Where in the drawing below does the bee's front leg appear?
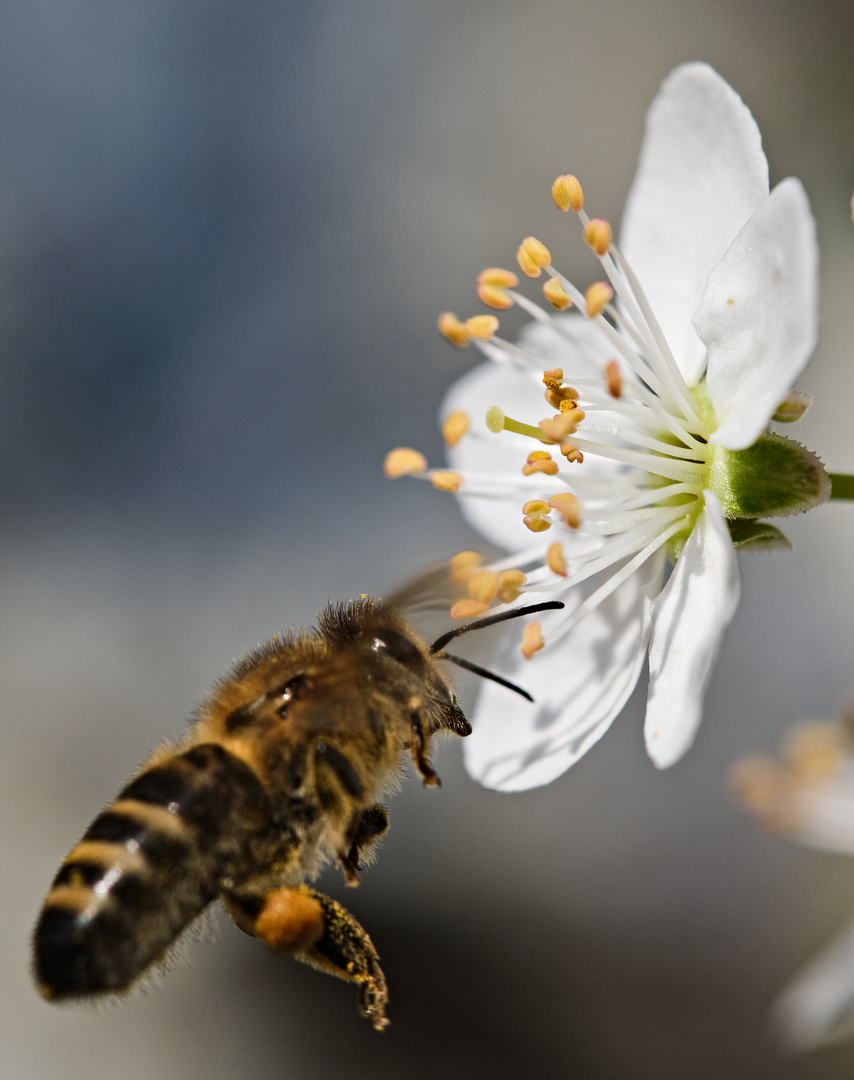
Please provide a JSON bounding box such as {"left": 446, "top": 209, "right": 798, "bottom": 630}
{"left": 223, "top": 884, "right": 389, "bottom": 1030}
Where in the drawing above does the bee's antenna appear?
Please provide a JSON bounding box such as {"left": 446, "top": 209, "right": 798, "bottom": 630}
{"left": 429, "top": 600, "right": 564, "bottom": 654}
{"left": 429, "top": 600, "right": 565, "bottom": 702}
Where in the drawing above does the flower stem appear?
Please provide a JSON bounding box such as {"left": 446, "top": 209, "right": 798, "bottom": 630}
{"left": 828, "top": 473, "right": 854, "bottom": 501}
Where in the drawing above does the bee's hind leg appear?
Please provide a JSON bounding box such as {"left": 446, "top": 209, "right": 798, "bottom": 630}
{"left": 223, "top": 885, "right": 389, "bottom": 1030}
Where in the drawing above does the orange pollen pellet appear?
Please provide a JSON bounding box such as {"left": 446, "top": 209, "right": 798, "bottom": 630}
{"left": 476, "top": 281, "right": 514, "bottom": 310}
{"left": 450, "top": 599, "right": 490, "bottom": 621}
{"left": 449, "top": 550, "right": 482, "bottom": 585}
{"left": 477, "top": 267, "right": 519, "bottom": 289}
{"left": 585, "top": 281, "right": 614, "bottom": 318}
{"left": 438, "top": 311, "right": 470, "bottom": 347}
{"left": 520, "top": 621, "right": 545, "bottom": 659}
{"left": 547, "top": 542, "right": 567, "bottom": 577}
{"left": 584, "top": 218, "right": 612, "bottom": 256}
{"left": 431, "top": 470, "right": 463, "bottom": 493}
{"left": 548, "top": 492, "right": 581, "bottom": 528}
{"left": 467, "top": 569, "right": 498, "bottom": 604}
{"left": 552, "top": 174, "right": 583, "bottom": 213}
{"left": 441, "top": 410, "right": 470, "bottom": 448}
{"left": 605, "top": 359, "right": 622, "bottom": 398}
{"left": 384, "top": 447, "right": 428, "bottom": 478}
{"left": 465, "top": 314, "right": 499, "bottom": 340}
{"left": 496, "top": 569, "right": 527, "bottom": 603}
{"left": 543, "top": 275, "right": 571, "bottom": 311}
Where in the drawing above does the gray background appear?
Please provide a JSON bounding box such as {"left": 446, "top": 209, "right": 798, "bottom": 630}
{"left": 4, "top": 1, "right": 854, "bottom": 1077}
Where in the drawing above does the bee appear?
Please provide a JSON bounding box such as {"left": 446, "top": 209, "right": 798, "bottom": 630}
{"left": 33, "top": 595, "right": 561, "bottom": 1029}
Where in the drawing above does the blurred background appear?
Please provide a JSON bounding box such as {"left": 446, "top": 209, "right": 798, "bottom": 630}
{"left": 3, "top": 0, "right": 854, "bottom": 1076}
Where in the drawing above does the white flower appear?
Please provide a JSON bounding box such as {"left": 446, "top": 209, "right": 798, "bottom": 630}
{"left": 731, "top": 717, "right": 854, "bottom": 1048}
{"left": 393, "top": 63, "right": 827, "bottom": 792}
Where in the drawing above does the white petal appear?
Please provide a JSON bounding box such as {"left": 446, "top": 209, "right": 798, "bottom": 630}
{"left": 696, "top": 178, "right": 819, "bottom": 450}
{"left": 463, "top": 550, "right": 665, "bottom": 791}
{"left": 621, "top": 63, "right": 769, "bottom": 388}
{"left": 644, "top": 492, "right": 740, "bottom": 768}
{"left": 442, "top": 361, "right": 562, "bottom": 550}
{"left": 773, "top": 920, "right": 854, "bottom": 1049}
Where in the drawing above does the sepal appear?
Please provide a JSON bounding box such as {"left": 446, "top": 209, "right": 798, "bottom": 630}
{"left": 707, "top": 432, "right": 830, "bottom": 519}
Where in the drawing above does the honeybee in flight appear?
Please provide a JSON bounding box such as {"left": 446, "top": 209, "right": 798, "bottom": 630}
{"left": 33, "top": 595, "right": 561, "bottom": 1029}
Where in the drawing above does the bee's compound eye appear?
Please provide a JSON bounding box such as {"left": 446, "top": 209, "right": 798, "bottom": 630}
{"left": 370, "top": 629, "right": 421, "bottom": 666}
{"left": 275, "top": 672, "right": 309, "bottom": 717}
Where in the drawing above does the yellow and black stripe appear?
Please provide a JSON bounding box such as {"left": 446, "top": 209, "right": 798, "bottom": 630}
{"left": 34, "top": 743, "right": 273, "bottom": 999}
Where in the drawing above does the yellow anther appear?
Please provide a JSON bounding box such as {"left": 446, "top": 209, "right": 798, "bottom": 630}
{"left": 605, "top": 359, "right": 622, "bottom": 398}
{"left": 476, "top": 281, "right": 514, "bottom": 310}
{"left": 522, "top": 451, "right": 559, "bottom": 476}
{"left": 542, "top": 275, "right": 571, "bottom": 311}
{"left": 522, "top": 500, "right": 550, "bottom": 516}
{"left": 543, "top": 370, "right": 579, "bottom": 411}
{"left": 547, "top": 542, "right": 567, "bottom": 577}
{"left": 438, "top": 311, "right": 470, "bottom": 347}
{"left": 523, "top": 515, "right": 551, "bottom": 533}
{"left": 449, "top": 550, "right": 482, "bottom": 585}
{"left": 585, "top": 281, "right": 614, "bottom": 318}
{"left": 560, "top": 442, "right": 584, "bottom": 464}
{"left": 551, "top": 174, "right": 583, "bottom": 213}
{"left": 477, "top": 267, "right": 519, "bottom": 289}
{"left": 441, "top": 410, "right": 470, "bottom": 448}
{"left": 467, "top": 569, "right": 498, "bottom": 605}
{"left": 548, "top": 492, "right": 581, "bottom": 528}
{"left": 465, "top": 314, "right": 499, "bottom": 340}
{"left": 784, "top": 722, "right": 848, "bottom": 782}
{"left": 558, "top": 405, "right": 585, "bottom": 424}
{"left": 521, "top": 236, "right": 551, "bottom": 269}
{"left": 496, "top": 569, "right": 526, "bottom": 604}
{"left": 520, "top": 621, "right": 545, "bottom": 660}
{"left": 728, "top": 757, "right": 793, "bottom": 831}
{"left": 516, "top": 242, "right": 542, "bottom": 279}
{"left": 450, "top": 599, "right": 490, "bottom": 621}
{"left": 384, "top": 447, "right": 428, "bottom": 478}
{"left": 431, "top": 470, "right": 463, "bottom": 493}
{"left": 584, "top": 218, "right": 613, "bottom": 257}
{"left": 543, "top": 368, "right": 564, "bottom": 384}
{"left": 538, "top": 412, "right": 579, "bottom": 443}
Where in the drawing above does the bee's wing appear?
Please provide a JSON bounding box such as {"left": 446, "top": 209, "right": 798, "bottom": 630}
{"left": 384, "top": 565, "right": 457, "bottom": 615}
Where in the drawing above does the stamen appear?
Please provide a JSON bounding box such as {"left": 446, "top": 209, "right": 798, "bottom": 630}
{"left": 450, "top": 599, "right": 490, "bottom": 620}
{"left": 520, "top": 621, "right": 545, "bottom": 659}
{"left": 522, "top": 499, "right": 552, "bottom": 533}
{"left": 547, "top": 542, "right": 568, "bottom": 577}
{"left": 547, "top": 493, "right": 581, "bottom": 528}
{"left": 523, "top": 451, "right": 559, "bottom": 476}
{"left": 551, "top": 174, "right": 584, "bottom": 213}
{"left": 496, "top": 569, "right": 527, "bottom": 603}
{"left": 438, "top": 311, "right": 470, "bottom": 347}
{"left": 585, "top": 282, "right": 614, "bottom": 318}
{"left": 384, "top": 448, "right": 428, "bottom": 478}
{"left": 605, "top": 359, "right": 622, "bottom": 398}
{"left": 449, "top": 550, "right": 482, "bottom": 584}
{"left": 466, "top": 315, "right": 500, "bottom": 340}
{"left": 467, "top": 569, "right": 498, "bottom": 604}
{"left": 442, "top": 411, "right": 470, "bottom": 447}
{"left": 539, "top": 412, "right": 582, "bottom": 443}
{"left": 583, "top": 218, "right": 612, "bottom": 257}
{"left": 517, "top": 236, "right": 552, "bottom": 280}
{"left": 431, "top": 470, "right": 463, "bottom": 492}
{"left": 543, "top": 276, "right": 571, "bottom": 310}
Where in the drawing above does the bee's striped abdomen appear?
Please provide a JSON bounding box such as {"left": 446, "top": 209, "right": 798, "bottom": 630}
{"left": 34, "top": 743, "right": 272, "bottom": 1000}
